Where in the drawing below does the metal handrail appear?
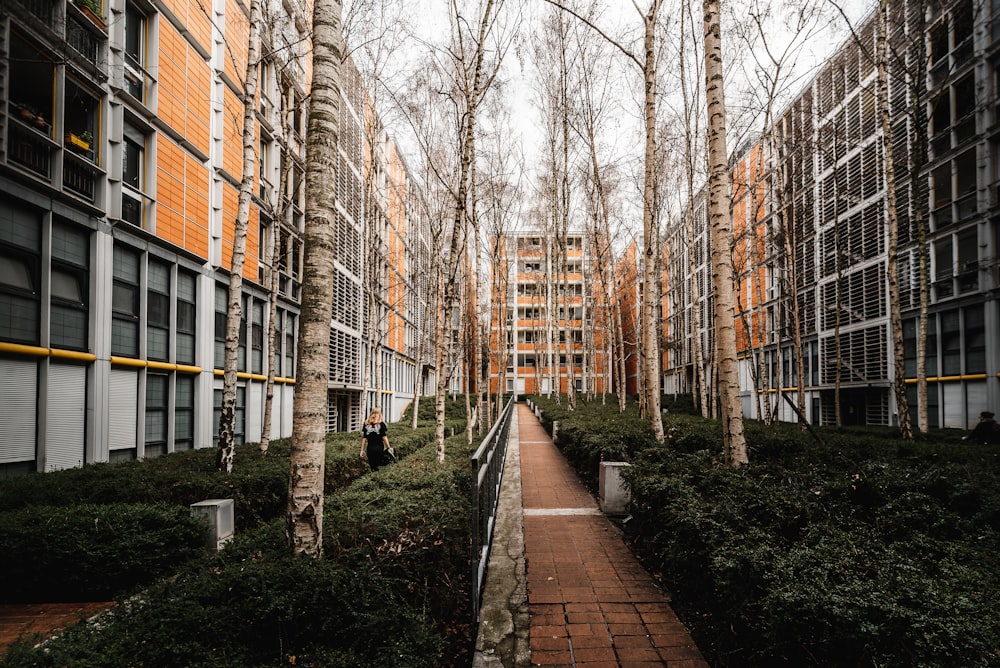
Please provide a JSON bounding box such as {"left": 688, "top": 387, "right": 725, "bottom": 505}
{"left": 470, "top": 395, "right": 515, "bottom": 621}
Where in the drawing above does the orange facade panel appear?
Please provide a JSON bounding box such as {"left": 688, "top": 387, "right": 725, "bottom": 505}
{"left": 157, "top": 21, "right": 211, "bottom": 156}
{"left": 155, "top": 138, "right": 210, "bottom": 259}
{"left": 222, "top": 86, "right": 244, "bottom": 178}
{"left": 223, "top": 0, "right": 249, "bottom": 85}
{"left": 160, "top": 0, "right": 212, "bottom": 54}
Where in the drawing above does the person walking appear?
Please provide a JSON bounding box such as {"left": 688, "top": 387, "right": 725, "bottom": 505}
{"left": 360, "top": 407, "right": 392, "bottom": 470}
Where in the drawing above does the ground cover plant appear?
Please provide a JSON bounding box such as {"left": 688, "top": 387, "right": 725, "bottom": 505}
{"left": 529, "top": 394, "right": 1000, "bottom": 667}
{"left": 0, "top": 399, "right": 479, "bottom": 667}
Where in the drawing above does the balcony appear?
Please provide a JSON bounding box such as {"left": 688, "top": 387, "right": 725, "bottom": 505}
{"left": 7, "top": 110, "right": 56, "bottom": 178}
{"left": 63, "top": 151, "right": 101, "bottom": 202}
{"left": 66, "top": 12, "right": 101, "bottom": 65}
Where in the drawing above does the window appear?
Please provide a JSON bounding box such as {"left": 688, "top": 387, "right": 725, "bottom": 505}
{"left": 176, "top": 272, "right": 196, "bottom": 365}
{"left": 122, "top": 122, "right": 147, "bottom": 228}
{"left": 64, "top": 80, "right": 99, "bottom": 163}
{"left": 0, "top": 203, "right": 41, "bottom": 345}
{"left": 50, "top": 222, "right": 89, "bottom": 350}
{"left": 124, "top": 2, "right": 147, "bottom": 101}
{"left": 251, "top": 300, "right": 263, "bottom": 374}
{"left": 175, "top": 375, "right": 194, "bottom": 450}
{"left": 965, "top": 305, "right": 985, "bottom": 373}
{"left": 940, "top": 310, "right": 961, "bottom": 375}
{"left": 8, "top": 33, "right": 55, "bottom": 177}
{"left": 147, "top": 260, "right": 170, "bottom": 360}
{"left": 957, "top": 230, "right": 979, "bottom": 293}
{"left": 283, "top": 310, "right": 295, "bottom": 376}
{"left": 214, "top": 284, "right": 227, "bottom": 368}
{"left": 145, "top": 373, "right": 168, "bottom": 457}
{"left": 112, "top": 245, "right": 140, "bottom": 356}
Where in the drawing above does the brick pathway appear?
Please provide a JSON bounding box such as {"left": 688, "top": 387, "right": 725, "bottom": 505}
{"left": 519, "top": 404, "right": 708, "bottom": 667}
{"left": 0, "top": 602, "right": 113, "bottom": 653}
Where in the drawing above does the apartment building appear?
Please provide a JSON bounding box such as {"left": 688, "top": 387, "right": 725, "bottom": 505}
{"left": 0, "top": 0, "right": 431, "bottom": 475}
{"left": 664, "top": 0, "right": 1000, "bottom": 429}
{"left": 489, "top": 230, "right": 609, "bottom": 397}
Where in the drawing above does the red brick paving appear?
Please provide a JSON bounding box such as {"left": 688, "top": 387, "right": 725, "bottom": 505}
{"left": 519, "top": 404, "right": 707, "bottom": 667}
{"left": 0, "top": 602, "right": 113, "bottom": 653}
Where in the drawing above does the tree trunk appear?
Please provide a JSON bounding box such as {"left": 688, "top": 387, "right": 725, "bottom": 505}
{"left": 877, "top": 0, "right": 912, "bottom": 439}
{"left": 640, "top": 3, "right": 665, "bottom": 441}
{"left": 217, "top": 0, "right": 262, "bottom": 472}
{"left": 704, "top": 0, "right": 747, "bottom": 467}
{"left": 287, "top": 0, "right": 342, "bottom": 557}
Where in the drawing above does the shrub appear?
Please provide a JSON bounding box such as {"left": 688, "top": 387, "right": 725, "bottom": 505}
{"left": 1, "top": 522, "right": 442, "bottom": 667}
{"left": 0, "top": 503, "right": 206, "bottom": 603}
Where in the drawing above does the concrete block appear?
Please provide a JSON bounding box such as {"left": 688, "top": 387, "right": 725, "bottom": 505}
{"left": 599, "top": 462, "right": 632, "bottom": 515}
{"left": 190, "top": 499, "right": 234, "bottom": 550}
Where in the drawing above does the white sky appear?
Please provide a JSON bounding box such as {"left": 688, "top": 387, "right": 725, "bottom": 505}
{"left": 345, "top": 0, "right": 876, "bottom": 232}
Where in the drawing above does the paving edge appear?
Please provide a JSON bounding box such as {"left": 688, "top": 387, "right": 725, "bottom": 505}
{"left": 472, "top": 408, "right": 530, "bottom": 668}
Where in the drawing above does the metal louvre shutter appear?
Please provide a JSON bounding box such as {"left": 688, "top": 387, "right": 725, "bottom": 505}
{"left": 45, "top": 364, "right": 85, "bottom": 471}
{"left": 109, "top": 369, "right": 138, "bottom": 450}
{"left": 942, "top": 383, "right": 964, "bottom": 429}
{"left": 0, "top": 359, "right": 37, "bottom": 463}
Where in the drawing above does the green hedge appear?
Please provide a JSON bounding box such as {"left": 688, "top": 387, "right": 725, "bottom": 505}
{"left": 1, "top": 412, "right": 476, "bottom": 667}
{"left": 529, "top": 394, "right": 1000, "bottom": 667}
{"left": 0, "top": 503, "right": 207, "bottom": 603}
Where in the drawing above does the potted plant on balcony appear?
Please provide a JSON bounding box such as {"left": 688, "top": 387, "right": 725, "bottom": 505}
{"left": 74, "top": 0, "right": 105, "bottom": 28}
{"left": 66, "top": 130, "right": 93, "bottom": 154}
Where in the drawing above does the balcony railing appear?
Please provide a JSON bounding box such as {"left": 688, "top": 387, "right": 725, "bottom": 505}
{"left": 63, "top": 151, "right": 101, "bottom": 202}
{"left": 8, "top": 116, "right": 55, "bottom": 178}
{"left": 67, "top": 13, "right": 101, "bottom": 65}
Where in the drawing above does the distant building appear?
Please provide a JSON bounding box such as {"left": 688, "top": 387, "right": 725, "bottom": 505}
{"left": 489, "top": 230, "right": 609, "bottom": 397}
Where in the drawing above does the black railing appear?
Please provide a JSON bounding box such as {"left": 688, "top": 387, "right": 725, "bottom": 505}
{"left": 470, "top": 395, "right": 514, "bottom": 621}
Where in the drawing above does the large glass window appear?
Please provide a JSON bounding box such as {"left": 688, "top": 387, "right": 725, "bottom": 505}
{"left": 50, "top": 222, "right": 89, "bottom": 350}
{"left": 147, "top": 260, "right": 170, "bottom": 361}
{"left": 64, "top": 80, "right": 99, "bottom": 164}
{"left": 111, "top": 245, "right": 140, "bottom": 356}
{"left": 175, "top": 375, "right": 194, "bottom": 450}
{"left": 145, "top": 373, "right": 168, "bottom": 457}
{"left": 251, "top": 300, "right": 264, "bottom": 374}
{"left": 122, "top": 122, "right": 147, "bottom": 228}
{"left": 176, "top": 272, "right": 196, "bottom": 365}
{"left": 965, "top": 305, "right": 986, "bottom": 373}
{"left": 214, "top": 284, "right": 227, "bottom": 368}
{"left": 124, "top": 2, "right": 147, "bottom": 100}
{"left": 940, "top": 310, "right": 962, "bottom": 376}
{"left": 0, "top": 203, "right": 41, "bottom": 345}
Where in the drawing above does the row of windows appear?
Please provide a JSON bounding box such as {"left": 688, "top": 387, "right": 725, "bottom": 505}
{"left": 0, "top": 203, "right": 89, "bottom": 349}
{"left": 0, "top": 202, "right": 297, "bottom": 379}
{"left": 212, "top": 286, "right": 296, "bottom": 376}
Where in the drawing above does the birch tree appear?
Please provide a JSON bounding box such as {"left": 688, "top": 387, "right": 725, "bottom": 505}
{"left": 876, "top": 0, "right": 913, "bottom": 439}
{"left": 217, "top": 0, "right": 263, "bottom": 472}
{"left": 544, "top": 0, "right": 666, "bottom": 440}
{"left": 704, "top": 0, "right": 748, "bottom": 466}
{"left": 287, "top": 0, "right": 343, "bottom": 557}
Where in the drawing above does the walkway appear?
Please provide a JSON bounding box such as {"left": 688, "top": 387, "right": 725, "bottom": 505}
{"left": 519, "top": 403, "right": 707, "bottom": 667}
{"left": 0, "top": 602, "right": 113, "bottom": 653}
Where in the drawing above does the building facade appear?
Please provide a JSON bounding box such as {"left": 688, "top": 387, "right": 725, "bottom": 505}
{"left": 663, "top": 0, "right": 1000, "bottom": 429}
{"left": 0, "top": 0, "right": 432, "bottom": 475}
{"left": 489, "top": 230, "right": 609, "bottom": 397}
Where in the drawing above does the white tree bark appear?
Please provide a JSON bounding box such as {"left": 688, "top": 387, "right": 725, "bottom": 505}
{"left": 287, "top": 0, "right": 342, "bottom": 557}
{"left": 704, "top": 0, "right": 748, "bottom": 466}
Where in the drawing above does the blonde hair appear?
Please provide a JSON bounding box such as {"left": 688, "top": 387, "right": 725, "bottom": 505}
{"left": 365, "top": 408, "right": 383, "bottom": 425}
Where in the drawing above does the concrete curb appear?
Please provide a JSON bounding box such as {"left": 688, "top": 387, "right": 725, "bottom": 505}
{"left": 472, "top": 407, "right": 530, "bottom": 668}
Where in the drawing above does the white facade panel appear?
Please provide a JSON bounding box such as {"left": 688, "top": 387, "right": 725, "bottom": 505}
{"left": 0, "top": 359, "right": 37, "bottom": 463}
{"left": 109, "top": 369, "right": 138, "bottom": 450}
{"left": 45, "top": 364, "right": 86, "bottom": 471}
{"left": 942, "top": 383, "right": 965, "bottom": 429}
